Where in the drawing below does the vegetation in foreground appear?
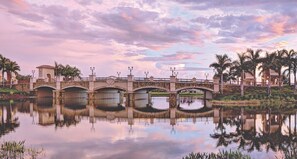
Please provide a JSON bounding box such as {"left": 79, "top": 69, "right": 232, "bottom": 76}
{"left": 0, "top": 141, "right": 44, "bottom": 159}
{"left": 182, "top": 150, "right": 251, "bottom": 159}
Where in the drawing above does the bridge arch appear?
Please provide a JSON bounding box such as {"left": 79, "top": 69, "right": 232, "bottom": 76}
{"left": 62, "top": 86, "right": 88, "bottom": 90}
{"left": 175, "top": 86, "right": 213, "bottom": 93}
{"left": 34, "top": 85, "right": 56, "bottom": 90}
{"left": 94, "top": 86, "right": 127, "bottom": 92}
{"left": 133, "top": 86, "right": 170, "bottom": 92}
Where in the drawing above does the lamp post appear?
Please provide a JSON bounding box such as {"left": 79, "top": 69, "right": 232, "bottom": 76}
{"left": 170, "top": 67, "right": 176, "bottom": 76}
{"left": 117, "top": 72, "right": 121, "bottom": 78}
{"left": 204, "top": 73, "right": 209, "bottom": 80}
{"left": 90, "top": 67, "right": 95, "bottom": 76}
{"left": 32, "top": 70, "right": 35, "bottom": 78}
{"left": 144, "top": 71, "right": 149, "bottom": 78}
{"left": 173, "top": 71, "right": 178, "bottom": 77}
{"left": 128, "top": 66, "right": 133, "bottom": 75}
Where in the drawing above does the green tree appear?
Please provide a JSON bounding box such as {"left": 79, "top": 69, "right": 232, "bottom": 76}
{"left": 274, "top": 50, "right": 286, "bottom": 88}
{"left": 283, "top": 49, "right": 296, "bottom": 86}
{"left": 245, "top": 48, "right": 261, "bottom": 86}
{"left": 232, "top": 53, "right": 249, "bottom": 96}
{"left": 210, "top": 54, "right": 232, "bottom": 94}
{"left": 0, "top": 55, "right": 10, "bottom": 87}
{"left": 258, "top": 52, "right": 277, "bottom": 96}
{"left": 5, "top": 61, "right": 20, "bottom": 88}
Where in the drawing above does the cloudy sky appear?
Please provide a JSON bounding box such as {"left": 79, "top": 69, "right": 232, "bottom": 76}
{"left": 1, "top": 0, "right": 297, "bottom": 78}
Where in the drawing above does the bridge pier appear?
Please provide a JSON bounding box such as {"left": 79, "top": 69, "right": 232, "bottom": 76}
{"left": 169, "top": 93, "right": 178, "bottom": 108}
{"left": 125, "top": 93, "right": 135, "bottom": 107}
{"left": 88, "top": 91, "right": 95, "bottom": 101}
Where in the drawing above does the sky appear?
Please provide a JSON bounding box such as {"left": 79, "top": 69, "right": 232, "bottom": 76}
{"left": 1, "top": 0, "right": 297, "bottom": 78}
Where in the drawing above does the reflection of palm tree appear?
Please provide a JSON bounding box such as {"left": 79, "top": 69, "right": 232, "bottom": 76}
{"left": 0, "top": 105, "right": 20, "bottom": 137}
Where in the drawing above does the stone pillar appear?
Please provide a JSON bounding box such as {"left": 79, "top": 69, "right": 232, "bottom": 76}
{"left": 170, "top": 108, "right": 176, "bottom": 127}
{"left": 89, "top": 75, "right": 95, "bottom": 91}
{"left": 29, "top": 77, "right": 34, "bottom": 91}
{"left": 127, "top": 75, "right": 134, "bottom": 92}
{"left": 213, "top": 77, "right": 220, "bottom": 93}
{"left": 213, "top": 108, "right": 220, "bottom": 124}
{"left": 170, "top": 76, "right": 176, "bottom": 92}
{"left": 88, "top": 91, "right": 95, "bottom": 101}
{"left": 127, "top": 107, "right": 134, "bottom": 126}
{"left": 169, "top": 93, "right": 178, "bottom": 108}
{"left": 30, "top": 102, "right": 34, "bottom": 117}
{"left": 55, "top": 103, "right": 63, "bottom": 121}
{"left": 56, "top": 75, "right": 61, "bottom": 90}
{"left": 125, "top": 93, "right": 135, "bottom": 107}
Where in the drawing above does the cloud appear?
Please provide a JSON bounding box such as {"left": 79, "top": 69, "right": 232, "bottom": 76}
{"left": 140, "top": 52, "right": 196, "bottom": 61}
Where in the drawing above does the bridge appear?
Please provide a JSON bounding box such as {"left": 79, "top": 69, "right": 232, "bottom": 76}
{"left": 30, "top": 75, "right": 219, "bottom": 107}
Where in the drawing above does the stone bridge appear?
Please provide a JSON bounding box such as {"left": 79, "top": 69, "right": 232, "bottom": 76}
{"left": 31, "top": 75, "right": 219, "bottom": 107}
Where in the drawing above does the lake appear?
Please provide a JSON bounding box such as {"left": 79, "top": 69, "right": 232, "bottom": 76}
{"left": 0, "top": 94, "right": 295, "bottom": 159}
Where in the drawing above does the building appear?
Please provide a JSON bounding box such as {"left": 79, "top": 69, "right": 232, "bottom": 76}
{"left": 261, "top": 69, "right": 280, "bottom": 86}
{"left": 243, "top": 72, "right": 255, "bottom": 86}
{"left": 36, "top": 65, "right": 55, "bottom": 82}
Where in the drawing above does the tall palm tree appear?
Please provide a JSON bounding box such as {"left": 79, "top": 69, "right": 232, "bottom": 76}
{"left": 232, "top": 53, "right": 249, "bottom": 96}
{"left": 246, "top": 48, "right": 262, "bottom": 86}
{"left": 0, "top": 55, "right": 10, "bottom": 87}
{"left": 275, "top": 50, "right": 286, "bottom": 88}
{"left": 292, "top": 52, "right": 297, "bottom": 90}
{"left": 210, "top": 54, "right": 232, "bottom": 94}
{"left": 258, "top": 52, "right": 277, "bottom": 96}
{"left": 283, "top": 49, "right": 296, "bottom": 86}
{"left": 5, "top": 61, "right": 20, "bottom": 88}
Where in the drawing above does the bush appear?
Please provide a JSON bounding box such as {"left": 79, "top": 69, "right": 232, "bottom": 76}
{"left": 183, "top": 150, "right": 251, "bottom": 159}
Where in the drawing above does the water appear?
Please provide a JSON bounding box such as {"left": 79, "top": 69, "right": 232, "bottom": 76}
{"left": 0, "top": 95, "right": 295, "bottom": 159}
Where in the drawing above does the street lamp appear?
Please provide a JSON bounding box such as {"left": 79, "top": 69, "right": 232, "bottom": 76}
{"left": 204, "top": 73, "right": 209, "bottom": 80}
{"left": 128, "top": 66, "right": 133, "bottom": 75}
{"left": 32, "top": 70, "right": 35, "bottom": 78}
{"left": 170, "top": 67, "right": 176, "bottom": 76}
{"left": 144, "top": 71, "right": 149, "bottom": 78}
{"left": 117, "top": 72, "right": 121, "bottom": 78}
{"left": 173, "top": 71, "right": 178, "bottom": 77}
{"left": 90, "top": 67, "right": 95, "bottom": 76}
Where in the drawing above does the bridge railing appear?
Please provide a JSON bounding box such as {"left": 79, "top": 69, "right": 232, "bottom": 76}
{"left": 177, "top": 78, "right": 213, "bottom": 83}
{"left": 134, "top": 77, "right": 170, "bottom": 82}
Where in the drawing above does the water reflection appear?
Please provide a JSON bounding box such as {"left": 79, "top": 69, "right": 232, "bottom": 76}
{"left": 1, "top": 95, "right": 297, "bottom": 158}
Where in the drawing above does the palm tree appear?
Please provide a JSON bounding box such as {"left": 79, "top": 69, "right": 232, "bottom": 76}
{"left": 232, "top": 53, "right": 249, "bottom": 96}
{"left": 0, "top": 55, "right": 10, "bottom": 87}
{"left": 258, "top": 52, "right": 277, "bottom": 96}
{"left": 5, "top": 61, "right": 20, "bottom": 88}
{"left": 210, "top": 54, "right": 232, "bottom": 94}
{"left": 275, "top": 50, "right": 286, "bottom": 88}
{"left": 54, "top": 61, "right": 64, "bottom": 77}
{"left": 245, "top": 48, "right": 261, "bottom": 86}
{"left": 292, "top": 52, "right": 297, "bottom": 90}
{"left": 283, "top": 49, "right": 296, "bottom": 86}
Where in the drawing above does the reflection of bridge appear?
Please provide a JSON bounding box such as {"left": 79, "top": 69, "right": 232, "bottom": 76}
{"left": 30, "top": 75, "right": 219, "bottom": 107}
{"left": 28, "top": 102, "right": 214, "bottom": 127}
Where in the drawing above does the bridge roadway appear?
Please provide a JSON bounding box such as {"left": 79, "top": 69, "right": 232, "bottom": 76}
{"left": 31, "top": 75, "right": 219, "bottom": 107}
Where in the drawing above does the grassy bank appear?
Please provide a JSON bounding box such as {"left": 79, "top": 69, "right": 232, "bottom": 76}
{"left": 0, "top": 87, "right": 29, "bottom": 99}
{"left": 214, "top": 86, "right": 297, "bottom": 102}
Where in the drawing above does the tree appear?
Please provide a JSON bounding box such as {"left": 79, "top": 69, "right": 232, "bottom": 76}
{"left": 54, "top": 62, "right": 81, "bottom": 81}
{"left": 245, "top": 48, "right": 261, "bottom": 86}
{"left": 210, "top": 54, "right": 232, "bottom": 94}
{"left": 5, "top": 61, "right": 20, "bottom": 88}
{"left": 258, "top": 52, "right": 277, "bottom": 96}
{"left": 283, "top": 49, "right": 296, "bottom": 86}
{"left": 274, "top": 50, "right": 286, "bottom": 88}
{"left": 0, "top": 54, "right": 10, "bottom": 87}
{"left": 232, "top": 53, "right": 249, "bottom": 96}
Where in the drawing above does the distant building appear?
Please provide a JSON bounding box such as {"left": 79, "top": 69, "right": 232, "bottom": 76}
{"left": 261, "top": 69, "right": 280, "bottom": 86}
{"left": 36, "top": 65, "right": 55, "bottom": 82}
{"left": 243, "top": 72, "right": 255, "bottom": 86}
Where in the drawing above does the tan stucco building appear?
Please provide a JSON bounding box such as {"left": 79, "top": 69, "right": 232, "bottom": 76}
{"left": 36, "top": 65, "right": 55, "bottom": 82}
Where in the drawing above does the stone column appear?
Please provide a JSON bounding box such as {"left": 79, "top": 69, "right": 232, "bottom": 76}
{"left": 88, "top": 91, "right": 95, "bottom": 101}
{"left": 127, "top": 107, "right": 134, "bottom": 126}
{"left": 213, "top": 77, "right": 220, "bottom": 93}
{"left": 29, "top": 77, "right": 34, "bottom": 91}
{"left": 170, "top": 76, "right": 176, "bottom": 92}
{"left": 56, "top": 75, "right": 61, "bottom": 90}
{"left": 127, "top": 75, "right": 134, "bottom": 92}
{"left": 169, "top": 93, "right": 178, "bottom": 108}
